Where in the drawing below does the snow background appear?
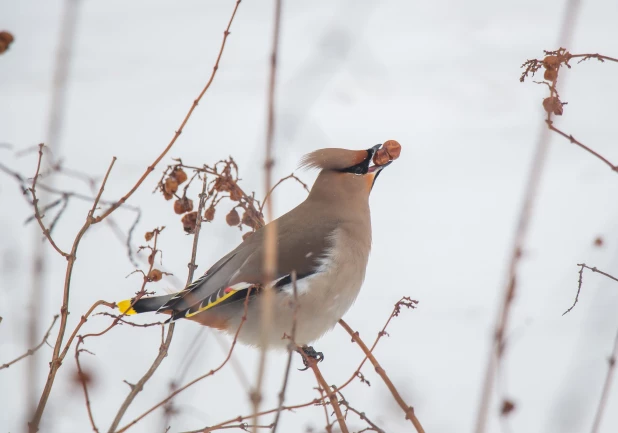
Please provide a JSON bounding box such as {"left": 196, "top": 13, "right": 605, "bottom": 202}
{"left": 2, "top": 0, "right": 618, "bottom": 432}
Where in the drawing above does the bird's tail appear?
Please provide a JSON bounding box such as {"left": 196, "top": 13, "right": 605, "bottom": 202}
{"left": 117, "top": 294, "right": 175, "bottom": 315}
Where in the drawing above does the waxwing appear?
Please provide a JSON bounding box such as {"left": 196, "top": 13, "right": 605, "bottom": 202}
{"left": 118, "top": 141, "right": 400, "bottom": 352}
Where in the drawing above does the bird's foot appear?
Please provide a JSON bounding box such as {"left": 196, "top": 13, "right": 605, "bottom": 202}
{"left": 298, "top": 345, "right": 324, "bottom": 371}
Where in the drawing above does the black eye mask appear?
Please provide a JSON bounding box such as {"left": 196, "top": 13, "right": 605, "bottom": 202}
{"left": 340, "top": 144, "right": 381, "bottom": 175}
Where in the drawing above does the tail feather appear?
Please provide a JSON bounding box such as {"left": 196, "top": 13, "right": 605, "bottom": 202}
{"left": 117, "top": 294, "right": 175, "bottom": 315}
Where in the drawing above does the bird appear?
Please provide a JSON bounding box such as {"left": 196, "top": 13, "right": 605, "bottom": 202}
{"left": 117, "top": 142, "right": 400, "bottom": 361}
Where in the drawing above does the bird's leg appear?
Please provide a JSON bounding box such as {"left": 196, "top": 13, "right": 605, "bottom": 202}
{"left": 297, "top": 345, "right": 324, "bottom": 371}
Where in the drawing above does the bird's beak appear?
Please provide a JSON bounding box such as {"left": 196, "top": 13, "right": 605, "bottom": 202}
{"left": 365, "top": 143, "right": 393, "bottom": 190}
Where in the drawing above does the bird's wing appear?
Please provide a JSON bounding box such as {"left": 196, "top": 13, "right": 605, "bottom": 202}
{"left": 160, "top": 204, "right": 337, "bottom": 319}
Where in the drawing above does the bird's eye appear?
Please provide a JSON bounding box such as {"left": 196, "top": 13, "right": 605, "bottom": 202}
{"left": 354, "top": 166, "right": 364, "bottom": 175}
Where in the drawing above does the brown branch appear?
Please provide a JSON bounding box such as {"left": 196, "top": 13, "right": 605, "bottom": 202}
{"left": 161, "top": 175, "right": 211, "bottom": 428}
{"left": 297, "top": 348, "right": 347, "bottom": 433}
{"left": 107, "top": 224, "right": 180, "bottom": 432}
{"left": 590, "top": 328, "right": 618, "bottom": 433}
{"left": 336, "top": 390, "right": 384, "bottom": 433}
{"left": 0, "top": 315, "right": 58, "bottom": 370}
{"left": 564, "top": 263, "right": 618, "bottom": 315}
{"left": 75, "top": 346, "right": 100, "bottom": 433}
{"left": 336, "top": 297, "right": 417, "bottom": 392}
{"left": 114, "top": 289, "right": 254, "bottom": 433}
{"left": 271, "top": 271, "right": 298, "bottom": 433}
{"left": 253, "top": 0, "right": 282, "bottom": 430}
{"left": 94, "top": 0, "right": 242, "bottom": 223}
{"left": 546, "top": 121, "right": 618, "bottom": 172}
{"left": 259, "top": 173, "right": 310, "bottom": 214}
{"left": 29, "top": 143, "right": 69, "bottom": 258}
{"left": 569, "top": 53, "right": 618, "bottom": 63}
{"left": 338, "top": 319, "right": 425, "bottom": 433}
{"left": 30, "top": 156, "right": 116, "bottom": 432}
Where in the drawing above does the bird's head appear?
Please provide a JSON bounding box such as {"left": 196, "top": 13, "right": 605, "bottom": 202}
{"left": 300, "top": 141, "right": 400, "bottom": 201}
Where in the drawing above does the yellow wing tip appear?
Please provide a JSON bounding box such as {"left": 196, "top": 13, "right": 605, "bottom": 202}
{"left": 117, "top": 299, "right": 137, "bottom": 315}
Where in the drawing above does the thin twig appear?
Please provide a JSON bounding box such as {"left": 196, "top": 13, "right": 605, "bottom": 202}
{"left": 259, "top": 173, "right": 310, "bottom": 214}
{"left": 253, "top": 0, "right": 282, "bottom": 430}
{"left": 29, "top": 144, "right": 69, "bottom": 258}
{"left": 271, "top": 271, "right": 298, "bottom": 432}
{"left": 114, "top": 289, "right": 254, "bottom": 433}
{"left": 590, "top": 329, "right": 618, "bottom": 433}
{"left": 338, "top": 319, "right": 425, "bottom": 433}
{"left": 75, "top": 346, "right": 100, "bottom": 433}
{"left": 564, "top": 264, "right": 618, "bottom": 315}
{"left": 476, "top": 2, "right": 583, "bottom": 429}
{"left": 298, "top": 348, "right": 348, "bottom": 433}
{"left": 94, "top": 0, "right": 242, "bottom": 223}
{"left": 30, "top": 157, "right": 116, "bottom": 432}
{"left": 0, "top": 315, "right": 58, "bottom": 370}
{"left": 546, "top": 122, "right": 618, "bottom": 172}
{"left": 336, "top": 390, "right": 384, "bottom": 433}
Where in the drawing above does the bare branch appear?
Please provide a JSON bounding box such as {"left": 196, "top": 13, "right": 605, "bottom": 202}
{"left": 94, "top": 0, "right": 242, "bottom": 223}
{"left": 0, "top": 315, "right": 58, "bottom": 370}
{"left": 338, "top": 319, "right": 425, "bottom": 433}
{"left": 590, "top": 329, "right": 618, "bottom": 433}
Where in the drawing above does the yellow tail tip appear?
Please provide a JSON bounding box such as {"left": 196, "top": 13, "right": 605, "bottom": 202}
{"left": 117, "top": 299, "right": 137, "bottom": 315}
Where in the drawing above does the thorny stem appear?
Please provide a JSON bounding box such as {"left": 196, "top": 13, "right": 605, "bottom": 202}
{"left": 338, "top": 319, "right": 425, "bottom": 433}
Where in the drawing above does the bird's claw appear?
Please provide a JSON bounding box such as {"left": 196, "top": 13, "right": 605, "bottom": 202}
{"left": 298, "top": 345, "right": 324, "bottom": 371}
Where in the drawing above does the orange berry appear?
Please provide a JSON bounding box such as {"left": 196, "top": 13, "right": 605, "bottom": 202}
{"left": 383, "top": 140, "right": 401, "bottom": 161}
{"left": 372, "top": 149, "right": 390, "bottom": 166}
{"left": 144, "top": 231, "right": 154, "bottom": 242}
{"left": 543, "top": 68, "right": 557, "bottom": 82}
{"left": 242, "top": 232, "right": 254, "bottom": 241}
{"left": 148, "top": 269, "right": 163, "bottom": 282}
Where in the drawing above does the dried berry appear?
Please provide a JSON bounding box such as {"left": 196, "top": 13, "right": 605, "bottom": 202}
{"left": 148, "top": 269, "right": 163, "bottom": 282}
{"left": 171, "top": 168, "right": 188, "bottom": 184}
{"left": 214, "top": 177, "right": 231, "bottom": 192}
{"left": 0, "top": 31, "right": 14, "bottom": 55}
{"left": 543, "top": 55, "right": 560, "bottom": 69}
{"left": 145, "top": 231, "right": 154, "bottom": 242}
{"left": 0, "top": 31, "right": 14, "bottom": 44}
{"left": 163, "top": 190, "right": 173, "bottom": 201}
{"left": 148, "top": 251, "right": 155, "bottom": 265}
{"left": 542, "top": 96, "right": 563, "bottom": 116}
{"left": 242, "top": 232, "right": 254, "bottom": 241}
{"left": 164, "top": 177, "right": 179, "bottom": 194}
{"left": 173, "top": 197, "right": 194, "bottom": 215}
{"left": 500, "top": 400, "right": 516, "bottom": 416}
{"left": 241, "top": 210, "right": 259, "bottom": 229}
{"left": 383, "top": 139, "right": 401, "bottom": 161}
{"left": 543, "top": 68, "right": 557, "bottom": 82}
{"left": 226, "top": 209, "right": 240, "bottom": 226}
{"left": 594, "top": 236, "right": 604, "bottom": 247}
{"left": 373, "top": 149, "right": 390, "bottom": 166}
{"left": 204, "top": 205, "right": 216, "bottom": 221}
{"left": 181, "top": 211, "right": 198, "bottom": 234}
{"left": 229, "top": 185, "right": 242, "bottom": 201}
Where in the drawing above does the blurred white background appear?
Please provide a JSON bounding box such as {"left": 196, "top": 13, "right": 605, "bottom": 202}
{"left": 2, "top": 0, "right": 618, "bottom": 432}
